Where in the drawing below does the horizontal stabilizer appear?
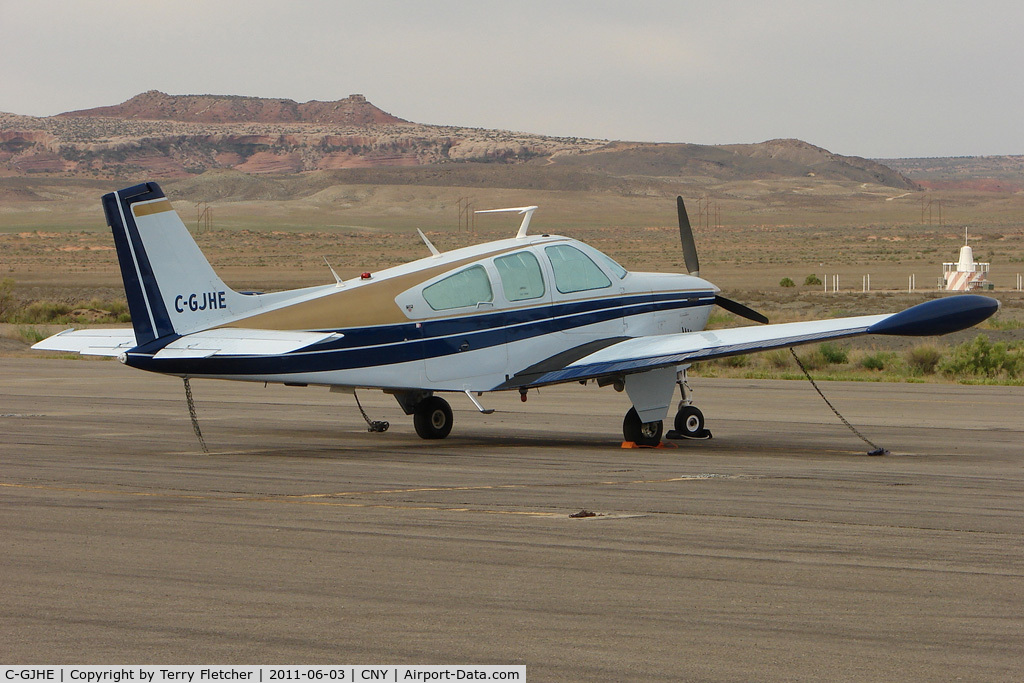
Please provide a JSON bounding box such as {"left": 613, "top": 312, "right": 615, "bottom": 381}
{"left": 32, "top": 328, "right": 137, "bottom": 356}
{"left": 151, "top": 328, "right": 342, "bottom": 359}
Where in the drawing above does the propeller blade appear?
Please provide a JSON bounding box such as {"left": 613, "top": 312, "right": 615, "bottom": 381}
{"left": 715, "top": 295, "right": 769, "bottom": 324}
{"left": 677, "top": 196, "right": 700, "bottom": 276}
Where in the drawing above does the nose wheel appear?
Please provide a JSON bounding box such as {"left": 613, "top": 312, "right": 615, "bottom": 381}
{"left": 663, "top": 368, "right": 712, "bottom": 441}
{"left": 669, "top": 405, "right": 711, "bottom": 439}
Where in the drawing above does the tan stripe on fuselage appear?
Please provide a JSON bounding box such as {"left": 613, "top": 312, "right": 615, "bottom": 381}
{"left": 226, "top": 244, "right": 533, "bottom": 330}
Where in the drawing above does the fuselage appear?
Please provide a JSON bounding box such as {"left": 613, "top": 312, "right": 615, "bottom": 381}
{"left": 125, "top": 234, "right": 718, "bottom": 393}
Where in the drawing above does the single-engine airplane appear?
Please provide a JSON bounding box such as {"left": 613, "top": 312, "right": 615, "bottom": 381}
{"left": 34, "top": 182, "right": 999, "bottom": 445}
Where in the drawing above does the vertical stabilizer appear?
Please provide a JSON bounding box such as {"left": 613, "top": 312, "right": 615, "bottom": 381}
{"left": 104, "top": 182, "right": 258, "bottom": 345}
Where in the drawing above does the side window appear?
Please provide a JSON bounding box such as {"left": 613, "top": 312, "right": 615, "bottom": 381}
{"left": 495, "top": 251, "right": 546, "bottom": 302}
{"left": 422, "top": 265, "right": 493, "bottom": 310}
{"left": 544, "top": 245, "right": 612, "bottom": 294}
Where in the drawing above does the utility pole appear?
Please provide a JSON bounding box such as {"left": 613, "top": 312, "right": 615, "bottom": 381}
{"left": 456, "top": 197, "right": 473, "bottom": 232}
{"left": 195, "top": 202, "right": 212, "bottom": 234}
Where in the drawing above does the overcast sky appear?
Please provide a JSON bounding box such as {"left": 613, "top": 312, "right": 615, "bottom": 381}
{"left": 3, "top": 0, "right": 1022, "bottom": 158}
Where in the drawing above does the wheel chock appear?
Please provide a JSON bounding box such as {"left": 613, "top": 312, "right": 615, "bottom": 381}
{"left": 665, "top": 429, "right": 713, "bottom": 441}
{"left": 621, "top": 441, "right": 677, "bottom": 449}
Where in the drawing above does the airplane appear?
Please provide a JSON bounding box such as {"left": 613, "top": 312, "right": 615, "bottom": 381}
{"left": 33, "top": 181, "right": 999, "bottom": 446}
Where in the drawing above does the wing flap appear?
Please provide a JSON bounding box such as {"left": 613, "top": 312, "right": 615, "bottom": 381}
{"left": 31, "top": 328, "right": 137, "bottom": 356}
{"left": 152, "top": 328, "right": 341, "bottom": 359}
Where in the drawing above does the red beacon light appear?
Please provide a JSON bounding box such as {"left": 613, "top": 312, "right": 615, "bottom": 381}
{"left": 360, "top": 272, "right": 372, "bottom": 279}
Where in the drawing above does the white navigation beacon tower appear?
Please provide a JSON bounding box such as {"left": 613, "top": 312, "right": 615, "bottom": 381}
{"left": 941, "top": 228, "right": 992, "bottom": 291}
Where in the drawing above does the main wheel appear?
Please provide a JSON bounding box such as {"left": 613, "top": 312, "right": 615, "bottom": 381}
{"left": 622, "top": 407, "right": 663, "bottom": 447}
{"left": 413, "top": 396, "right": 453, "bottom": 439}
{"left": 674, "top": 405, "right": 705, "bottom": 438}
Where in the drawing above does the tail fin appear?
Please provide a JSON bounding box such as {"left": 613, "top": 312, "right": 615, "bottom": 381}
{"left": 104, "top": 182, "right": 257, "bottom": 345}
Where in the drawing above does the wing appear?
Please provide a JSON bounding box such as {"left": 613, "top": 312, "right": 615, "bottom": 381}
{"left": 502, "top": 295, "right": 999, "bottom": 387}
{"left": 33, "top": 328, "right": 341, "bottom": 359}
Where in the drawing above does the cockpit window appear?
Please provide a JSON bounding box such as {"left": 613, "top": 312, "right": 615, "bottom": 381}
{"left": 544, "top": 245, "right": 612, "bottom": 294}
{"left": 495, "top": 251, "right": 546, "bottom": 302}
{"left": 422, "top": 265, "right": 493, "bottom": 310}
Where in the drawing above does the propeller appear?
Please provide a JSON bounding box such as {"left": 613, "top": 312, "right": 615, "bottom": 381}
{"left": 676, "top": 196, "right": 769, "bottom": 324}
{"left": 677, "top": 196, "right": 700, "bottom": 276}
{"left": 714, "top": 294, "right": 769, "bottom": 324}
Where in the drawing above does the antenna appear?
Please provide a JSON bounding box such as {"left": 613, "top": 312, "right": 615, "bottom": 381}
{"left": 417, "top": 228, "right": 442, "bottom": 258}
{"left": 323, "top": 256, "right": 344, "bottom": 286}
{"left": 475, "top": 206, "right": 538, "bottom": 239}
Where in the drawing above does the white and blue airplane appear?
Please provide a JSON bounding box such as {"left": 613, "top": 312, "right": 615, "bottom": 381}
{"left": 34, "top": 182, "right": 999, "bottom": 445}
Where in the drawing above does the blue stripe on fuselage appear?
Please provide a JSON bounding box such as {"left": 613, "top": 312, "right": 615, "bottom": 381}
{"left": 125, "top": 290, "right": 715, "bottom": 378}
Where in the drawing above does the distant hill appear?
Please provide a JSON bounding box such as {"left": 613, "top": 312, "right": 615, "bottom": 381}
{"left": 555, "top": 139, "right": 917, "bottom": 190}
{"left": 0, "top": 91, "right": 917, "bottom": 190}
{"left": 57, "top": 90, "right": 407, "bottom": 126}
{"left": 879, "top": 155, "right": 1024, "bottom": 192}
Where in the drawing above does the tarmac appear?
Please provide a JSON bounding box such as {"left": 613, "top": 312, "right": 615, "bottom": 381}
{"left": 2, "top": 358, "right": 1022, "bottom": 680}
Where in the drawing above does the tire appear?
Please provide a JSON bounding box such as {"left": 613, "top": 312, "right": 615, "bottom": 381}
{"left": 674, "top": 405, "right": 705, "bottom": 438}
{"left": 413, "top": 396, "right": 453, "bottom": 439}
{"left": 622, "top": 407, "right": 663, "bottom": 447}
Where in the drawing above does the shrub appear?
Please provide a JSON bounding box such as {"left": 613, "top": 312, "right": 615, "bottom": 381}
{"left": 718, "top": 353, "right": 749, "bottom": 368}
{"left": 796, "top": 348, "right": 826, "bottom": 370}
{"left": 940, "top": 335, "right": 1024, "bottom": 379}
{"left": 905, "top": 345, "right": 942, "bottom": 375}
{"left": 804, "top": 274, "right": 822, "bottom": 286}
{"left": 818, "top": 342, "right": 849, "bottom": 364}
{"left": 860, "top": 351, "right": 897, "bottom": 371}
{"left": 764, "top": 348, "right": 792, "bottom": 369}
{"left": 20, "top": 300, "right": 73, "bottom": 323}
{"left": 980, "top": 316, "right": 1024, "bottom": 331}
{"left": 0, "top": 278, "right": 22, "bottom": 322}
{"left": 779, "top": 277, "right": 795, "bottom": 288}
{"left": 17, "top": 326, "right": 46, "bottom": 344}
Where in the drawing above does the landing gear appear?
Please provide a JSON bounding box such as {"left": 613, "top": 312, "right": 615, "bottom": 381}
{"left": 413, "top": 396, "right": 453, "bottom": 440}
{"left": 664, "top": 366, "right": 712, "bottom": 440}
{"left": 673, "top": 405, "right": 707, "bottom": 438}
{"left": 622, "top": 407, "right": 663, "bottom": 447}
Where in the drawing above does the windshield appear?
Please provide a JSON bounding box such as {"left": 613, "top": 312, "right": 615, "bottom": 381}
{"left": 591, "top": 249, "right": 628, "bottom": 279}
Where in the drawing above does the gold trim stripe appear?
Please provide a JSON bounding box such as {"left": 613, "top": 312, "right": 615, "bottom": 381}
{"left": 132, "top": 199, "right": 174, "bottom": 217}
{"left": 228, "top": 243, "right": 538, "bottom": 330}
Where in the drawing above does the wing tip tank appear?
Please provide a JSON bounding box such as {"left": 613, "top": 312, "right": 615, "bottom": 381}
{"left": 868, "top": 295, "right": 1000, "bottom": 337}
